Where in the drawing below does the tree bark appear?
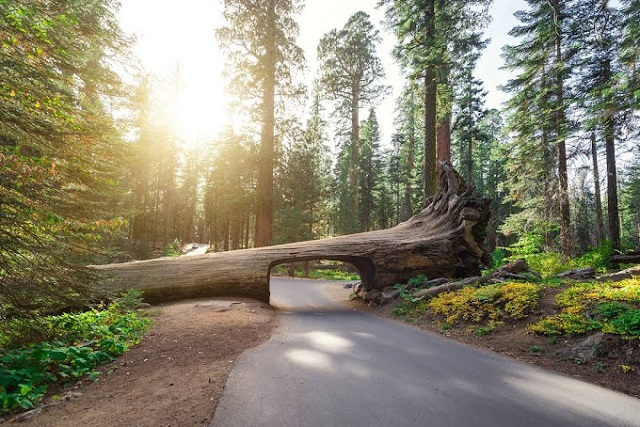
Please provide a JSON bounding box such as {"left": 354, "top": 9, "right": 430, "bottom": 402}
{"left": 93, "top": 164, "right": 491, "bottom": 304}
{"left": 254, "top": 0, "right": 277, "bottom": 247}
{"left": 591, "top": 131, "right": 605, "bottom": 246}
{"left": 351, "top": 87, "right": 361, "bottom": 233}
{"left": 604, "top": 104, "right": 620, "bottom": 250}
{"left": 423, "top": 0, "right": 437, "bottom": 201}
{"left": 551, "top": 0, "right": 572, "bottom": 258}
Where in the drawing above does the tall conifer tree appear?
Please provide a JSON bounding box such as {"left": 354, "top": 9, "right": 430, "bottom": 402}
{"left": 217, "top": 0, "right": 304, "bottom": 247}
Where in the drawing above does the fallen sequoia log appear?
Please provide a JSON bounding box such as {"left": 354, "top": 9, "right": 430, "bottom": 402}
{"left": 93, "top": 163, "right": 491, "bottom": 304}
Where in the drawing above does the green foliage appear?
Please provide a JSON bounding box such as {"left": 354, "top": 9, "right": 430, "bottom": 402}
{"left": 307, "top": 270, "right": 360, "bottom": 281}
{"left": 528, "top": 314, "right": 601, "bottom": 336}
{"left": 0, "top": 0, "right": 130, "bottom": 317}
{"left": 162, "top": 240, "right": 181, "bottom": 257}
{"left": 271, "top": 264, "right": 360, "bottom": 281}
{"left": 391, "top": 280, "right": 427, "bottom": 317}
{"left": 522, "top": 253, "right": 567, "bottom": 279}
{"left": 506, "top": 232, "right": 545, "bottom": 258}
{"left": 407, "top": 274, "right": 428, "bottom": 288}
{"left": 474, "top": 325, "right": 495, "bottom": 337}
{"left": 574, "top": 242, "right": 613, "bottom": 272}
{"left": 503, "top": 240, "right": 614, "bottom": 279}
{"left": 318, "top": 13, "right": 387, "bottom": 234}
{"left": 491, "top": 248, "right": 507, "bottom": 269}
{"left": 529, "top": 279, "right": 640, "bottom": 336}
{"left": 428, "top": 282, "right": 539, "bottom": 326}
{"left": 594, "top": 302, "right": 640, "bottom": 336}
{"left": 113, "top": 289, "right": 145, "bottom": 312}
{"left": 0, "top": 299, "right": 149, "bottom": 415}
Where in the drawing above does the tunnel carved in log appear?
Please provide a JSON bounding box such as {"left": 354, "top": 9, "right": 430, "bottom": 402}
{"left": 93, "top": 163, "right": 491, "bottom": 304}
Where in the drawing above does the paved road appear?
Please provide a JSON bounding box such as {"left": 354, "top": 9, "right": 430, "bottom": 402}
{"left": 211, "top": 278, "right": 640, "bottom": 427}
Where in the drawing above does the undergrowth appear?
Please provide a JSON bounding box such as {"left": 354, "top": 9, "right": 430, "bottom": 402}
{"left": 529, "top": 279, "right": 640, "bottom": 336}
{"left": 0, "top": 290, "right": 150, "bottom": 415}
{"left": 502, "top": 239, "right": 613, "bottom": 279}
{"left": 272, "top": 264, "right": 360, "bottom": 281}
{"left": 392, "top": 279, "right": 540, "bottom": 334}
{"left": 391, "top": 265, "right": 640, "bottom": 341}
{"left": 428, "top": 282, "right": 539, "bottom": 327}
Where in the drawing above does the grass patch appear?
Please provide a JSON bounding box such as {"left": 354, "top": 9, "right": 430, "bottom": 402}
{"left": 0, "top": 291, "right": 150, "bottom": 415}
{"left": 272, "top": 264, "right": 359, "bottom": 281}
{"left": 307, "top": 269, "right": 360, "bottom": 281}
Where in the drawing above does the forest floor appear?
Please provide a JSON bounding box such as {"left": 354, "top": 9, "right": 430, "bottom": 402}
{"left": 4, "top": 284, "right": 638, "bottom": 426}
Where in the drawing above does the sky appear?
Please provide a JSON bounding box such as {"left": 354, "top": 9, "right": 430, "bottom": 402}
{"left": 117, "top": 0, "right": 524, "bottom": 147}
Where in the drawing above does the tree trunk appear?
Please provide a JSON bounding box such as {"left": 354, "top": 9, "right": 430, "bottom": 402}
{"left": 93, "top": 164, "right": 491, "bottom": 304}
{"left": 351, "top": 87, "right": 361, "bottom": 233}
{"left": 437, "top": 108, "right": 452, "bottom": 168}
{"left": 551, "top": 0, "right": 572, "bottom": 258}
{"left": 604, "top": 94, "right": 620, "bottom": 250}
{"left": 591, "top": 132, "right": 605, "bottom": 246}
{"left": 423, "top": 0, "right": 437, "bottom": 201}
{"left": 254, "top": 0, "right": 277, "bottom": 248}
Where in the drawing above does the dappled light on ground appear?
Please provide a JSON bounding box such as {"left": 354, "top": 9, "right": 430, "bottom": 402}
{"left": 304, "top": 331, "right": 354, "bottom": 353}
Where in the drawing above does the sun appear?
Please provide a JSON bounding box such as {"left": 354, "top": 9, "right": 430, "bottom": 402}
{"left": 172, "top": 74, "right": 230, "bottom": 147}
{"left": 118, "top": 0, "right": 230, "bottom": 149}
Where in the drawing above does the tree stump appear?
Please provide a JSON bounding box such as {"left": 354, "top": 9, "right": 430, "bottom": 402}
{"left": 93, "top": 163, "right": 491, "bottom": 304}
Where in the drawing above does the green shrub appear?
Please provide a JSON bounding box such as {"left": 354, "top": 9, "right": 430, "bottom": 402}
{"left": 491, "top": 248, "right": 507, "bottom": 269}
{"left": 523, "top": 252, "right": 569, "bottom": 278}
{"left": 428, "top": 282, "right": 540, "bottom": 326}
{"left": 162, "top": 239, "right": 181, "bottom": 257}
{"left": 529, "top": 279, "right": 640, "bottom": 337}
{"left": 391, "top": 282, "right": 427, "bottom": 317}
{"left": 528, "top": 313, "right": 601, "bottom": 336}
{"left": 0, "top": 299, "right": 150, "bottom": 415}
{"left": 593, "top": 302, "right": 640, "bottom": 336}
{"left": 407, "top": 274, "right": 429, "bottom": 287}
{"left": 574, "top": 241, "right": 613, "bottom": 272}
{"left": 307, "top": 269, "right": 360, "bottom": 281}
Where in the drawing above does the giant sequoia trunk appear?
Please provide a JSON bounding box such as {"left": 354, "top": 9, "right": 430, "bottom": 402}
{"left": 94, "top": 164, "right": 490, "bottom": 304}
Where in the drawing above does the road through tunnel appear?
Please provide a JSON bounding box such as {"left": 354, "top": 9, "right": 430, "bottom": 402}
{"left": 267, "top": 257, "right": 369, "bottom": 311}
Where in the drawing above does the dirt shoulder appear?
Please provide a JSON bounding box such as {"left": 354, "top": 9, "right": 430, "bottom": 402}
{"left": 6, "top": 299, "right": 277, "bottom": 427}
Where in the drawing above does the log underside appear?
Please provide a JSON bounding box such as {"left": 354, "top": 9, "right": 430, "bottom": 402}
{"left": 93, "top": 164, "right": 491, "bottom": 304}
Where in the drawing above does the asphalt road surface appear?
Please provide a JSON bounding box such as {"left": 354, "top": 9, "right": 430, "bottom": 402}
{"left": 211, "top": 278, "right": 640, "bottom": 427}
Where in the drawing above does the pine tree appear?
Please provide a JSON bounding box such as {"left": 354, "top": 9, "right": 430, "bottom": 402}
{"left": 0, "top": 0, "right": 131, "bottom": 315}
{"left": 381, "top": 0, "right": 491, "bottom": 199}
{"left": 621, "top": 0, "right": 640, "bottom": 105}
{"left": 203, "top": 131, "right": 255, "bottom": 251}
{"left": 571, "top": 0, "right": 626, "bottom": 250}
{"left": 217, "top": 0, "right": 304, "bottom": 247}
{"left": 359, "top": 109, "right": 383, "bottom": 231}
{"left": 393, "top": 82, "right": 424, "bottom": 220}
{"left": 620, "top": 152, "right": 640, "bottom": 249}
{"left": 452, "top": 73, "right": 487, "bottom": 182}
{"left": 501, "top": 0, "right": 572, "bottom": 255}
{"left": 317, "top": 11, "right": 387, "bottom": 234}
{"left": 273, "top": 98, "right": 332, "bottom": 243}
